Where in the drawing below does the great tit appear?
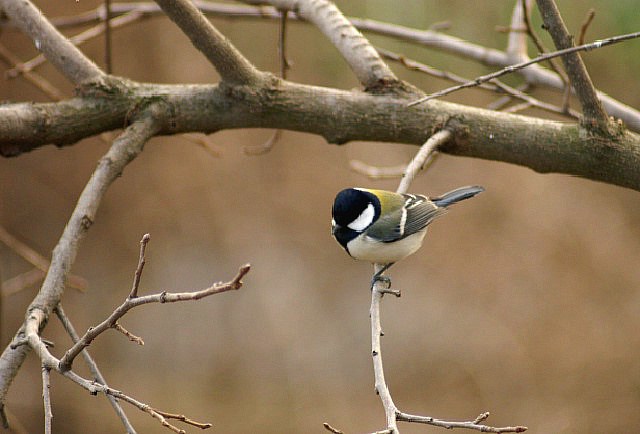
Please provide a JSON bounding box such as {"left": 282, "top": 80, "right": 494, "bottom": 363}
{"left": 331, "top": 186, "right": 484, "bottom": 283}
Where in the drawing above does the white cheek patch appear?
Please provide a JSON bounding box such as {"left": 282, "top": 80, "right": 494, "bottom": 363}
{"left": 348, "top": 203, "right": 375, "bottom": 231}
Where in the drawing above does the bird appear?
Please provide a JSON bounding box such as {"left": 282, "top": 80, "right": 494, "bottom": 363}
{"left": 331, "top": 186, "right": 484, "bottom": 287}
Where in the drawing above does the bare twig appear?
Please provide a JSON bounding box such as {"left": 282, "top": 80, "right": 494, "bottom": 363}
{"left": 0, "top": 105, "right": 165, "bottom": 411}
{"left": 408, "top": 30, "right": 640, "bottom": 106}
{"left": 535, "top": 0, "right": 610, "bottom": 130}
{"left": 520, "top": 0, "right": 567, "bottom": 83}
{"left": 41, "top": 366, "right": 52, "bottom": 434}
{"left": 349, "top": 160, "right": 407, "bottom": 179}
{"left": 578, "top": 9, "right": 596, "bottom": 46}
{"left": 323, "top": 422, "right": 344, "bottom": 433}
{"left": 114, "top": 322, "right": 145, "bottom": 345}
{"left": 0, "top": 43, "right": 65, "bottom": 100}
{"left": 2, "top": 268, "right": 44, "bottom": 296}
{"left": 367, "top": 130, "right": 527, "bottom": 433}
{"left": 0, "top": 225, "right": 88, "bottom": 292}
{"left": 0, "top": 0, "right": 103, "bottom": 84}
{"left": 182, "top": 133, "right": 222, "bottom": 158}
{"left": 62, "top": 369, "right": 204, "bottom": 433}
{"left": 379, "top": 47, "right": 579, "bottom": 119}
{"left": 31, "top": 260, "right": 247, "bottom": 433}
{"left": 396, "top": 411, "right": 527, "bottom": 433}
{"left": 129, "top": 233, "right": 150, "bottom": 298}
{"left": 7, "top": 11, "right": 142, "bottom": 78}
{"left": 278, "top": 9, "right": 291, "bottom": 79}
{"left": 55, "top": 305, "right": 137, "bottom": 434}
{"left": 105, "top": 0, "right": 113, "bottom": 73}
{"left": 155, "top": 410, "right": 213, "bottom": 430}
{"left": 244, "top": 9, "right": 289, "bottom": 155}
{"left": 396, "top": 130, "right": 451, "bottom": 194}
{"left": 154, "top": 0, "right": 264, "bottom": 85}
{"left": 59, "top": 263, "right": 250, "bottom": 372}
{"left": 243, "top": 0, "right": 398, "bottom": 90}
{"left": 244, "top": 129, "right": 283, "bottom": 155}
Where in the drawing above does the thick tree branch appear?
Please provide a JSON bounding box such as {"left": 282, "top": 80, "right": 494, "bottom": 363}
{"left": 0, "top": 0, "right": 103, "bottom": 84}
{"left": 535, "top": 0, "right": 610, "bottom": 131}
{"left": 0, "top": 106, "right": 165, "bottom": 411}
{"left": 154, "top": 0, "right": 265, "bottom": 85}
{"left": 33, "top": 1, "right": 640, "bottom": 130}
{"left": 243, "top": 0, "right": 399, "bottom": 90}
{"left": 1, "top": 79, "right": 638, "bottom": 190}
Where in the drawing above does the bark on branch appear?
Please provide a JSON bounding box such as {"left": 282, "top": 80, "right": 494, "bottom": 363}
{"left": 1, "top": 80, "right": 638, "bottom": 190}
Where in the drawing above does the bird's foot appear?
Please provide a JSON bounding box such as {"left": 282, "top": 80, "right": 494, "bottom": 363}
{"left": 370, "top": 270, "right": 401, "bottom": 297}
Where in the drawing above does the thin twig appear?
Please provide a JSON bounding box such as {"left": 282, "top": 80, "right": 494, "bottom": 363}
{"left": 59, "top": 264, "right": 250, "bottom": 372}
{"left": 42, "top": 366, "right": 52, "bottom": 434}
{"left": 7, "top": 11, "right": 142, "bottom": 78}
{"left": 521, "top": 0, "right": 567, "bottom": 84}
{"left": 367, "top": 130, "right": 527, "bottom": 433}
{"left": 323, "top": 422, "right": 344, "bottom": 433}
{"left": 0, "top": 225, "right": 88, "bottom": 292}
{"left": 349, "top": 160, "right": 408, "bottom": 179}
{"left": 129, "top": 233, "right": 150, "bottom": 298}
{"left": 379, "top": 47, "right": 578, "bottom": 119}
{"left": 0, "top": 105, "right": 165, "bottom": 408}
{"left": 408, "top": 30, "right": 640, "bottom": 106}
{"left": 535, "top": 0, "right": 610, "bottom": 130}
{"left": 578, "top": 9, "right": 596, "bottom": 46}
{"left": 278, "top": 9, "right": 290, "bottom": 79}
{"left": 2, "top": 268, "right": 45, "bottom": 296}
{"left": 396, "top": 411, "right": 527, "bottom": 433}
{"left": 0, "top": 0, "right": 104, "bottom": 84}
{"left": 182, "top": 133, "right": 222, "bottom": 158}
{"left": 155, "top": 410, "right": 213, "bottom": 430}
{"left": 105, "top": 0, "right": 113, "bottom": 73}
{"left": 397, "top": 130, "right": 451, "bottom": 194}
{"left": 244, "top": 9, "right": 289, "bottom": 155}
{"left": 243, "top": 0, "right": 398, "bottom": 90}
{"left": 114, "top": 322, "right": 145, "bottom": 345}
{"left": 0, "top": 43, "right": 65, "bottom": 100}
{"left": 55, "top": 305, "right": 136, "bottom": 433}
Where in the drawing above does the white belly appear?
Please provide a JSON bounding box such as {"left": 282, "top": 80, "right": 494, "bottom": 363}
{"left": 346, "top": 230, "right": 427, "bottom": 263}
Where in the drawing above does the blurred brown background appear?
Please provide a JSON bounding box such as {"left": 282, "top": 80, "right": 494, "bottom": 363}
{"left": 1, "top": 1, "right": 640, "bottom": 433}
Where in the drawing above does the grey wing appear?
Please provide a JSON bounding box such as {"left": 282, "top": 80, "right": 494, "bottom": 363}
{"left": 367, "top": 197, "right": 445, "bottom": 242}
{"left": 401, "top": 199, "right": 446, "bottom": 239}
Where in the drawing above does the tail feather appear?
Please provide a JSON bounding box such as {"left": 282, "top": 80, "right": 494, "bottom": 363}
{"left": 431, "top": 186, "right": 484, "bottom": 208}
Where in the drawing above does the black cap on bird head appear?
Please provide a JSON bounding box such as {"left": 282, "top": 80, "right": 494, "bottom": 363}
{"left": 332, "top": 188, "right": 381, "bottom": 228}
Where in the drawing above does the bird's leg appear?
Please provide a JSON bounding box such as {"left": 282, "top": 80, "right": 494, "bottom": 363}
{"left": 371, "top": 263, "right": 395, "bottom": 290}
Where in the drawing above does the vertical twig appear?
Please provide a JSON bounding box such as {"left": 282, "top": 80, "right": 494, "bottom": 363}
{"left": 42, "top": 366, "right": 52, "bottom": 434}
{"left": 396, "top": 130, "right": 451, "bottom": 194}
{"left": 535, "top": 0, "right": 610, "bottom": 130}
{"left": 104, "top": 0, "right": 113, "bottom": 73}
{"left": 577, "top": 9, "right": 596, "bottom": 45}
{"left": 129, "top": 234, "right": 150, "bottom": 298}
{"left": 371, "top": 130, "right": 452, "bottom": 433}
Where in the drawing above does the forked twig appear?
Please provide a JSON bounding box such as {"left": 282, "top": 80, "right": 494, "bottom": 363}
{"left": 408, "top": 30, "right": 640, "bottom": 106}
{"left": 368, "top": 130, "right": 527, "bottom": 433}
